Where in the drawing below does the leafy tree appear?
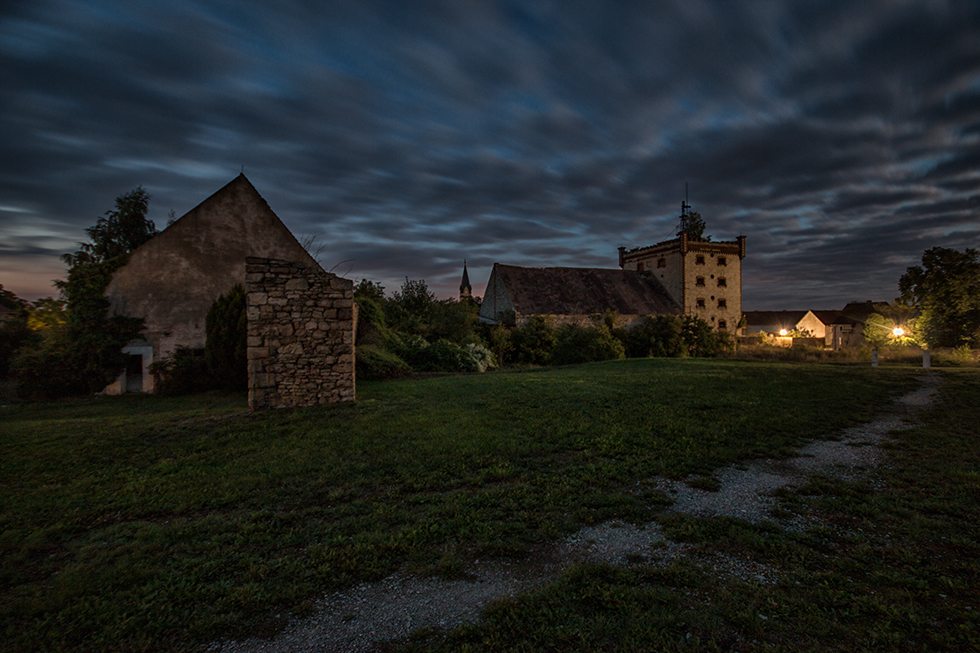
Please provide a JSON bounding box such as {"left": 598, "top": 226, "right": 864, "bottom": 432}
{"left": 550, "top": 323, "right": 625, "bottom": 366}
{"left": 681, "top": 315, "right": 719, "bottom": 357}
{"left": 27, "top": 297, "right": 67, "bottom": 331}
{"left": 680, "top": 210, "right": 710, "bottom": 241}
{"left": 14, "top": 189, "right": 157, "bottom": 398}
{"left": 898, "top": 247, "right": 980, "bottom": 348}
{"left": 512, "top": 316, "right": 557, "bottom": 365}
{"left": 0, "top": 286, "right": 39, "bottom": 378}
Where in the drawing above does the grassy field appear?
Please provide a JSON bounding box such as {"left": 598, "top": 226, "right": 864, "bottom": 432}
{"left": 1, "top": 359, "right": 973, "bottom": 651}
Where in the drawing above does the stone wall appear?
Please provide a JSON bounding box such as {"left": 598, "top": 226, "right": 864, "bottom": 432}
{"left": 245, "top": 257, "right": 355, "bottom": 409}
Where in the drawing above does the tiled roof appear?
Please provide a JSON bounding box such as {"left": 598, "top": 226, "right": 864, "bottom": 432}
{"left": 494, "top": 265, "right": 680, "bottom": 316}
{"left": 742, "top": 310, "right": 809, "bottom": 328}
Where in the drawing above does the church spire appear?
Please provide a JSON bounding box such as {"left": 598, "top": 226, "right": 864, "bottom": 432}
{"left": 459, "top": 260, "right": 472, "bottom": 301}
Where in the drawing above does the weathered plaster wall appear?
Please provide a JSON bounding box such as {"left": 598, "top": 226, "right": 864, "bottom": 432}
{"left": 105, "top": 175, "right": 318, "bottom": 360}
{"left": 621, "top": 235, "right": 745, "bottom": 332}
{"left": 478, "top": 266, "right": 516, "bottom": 324}
{"left": 246, "top": 257, "right": 355, "bottom": 409}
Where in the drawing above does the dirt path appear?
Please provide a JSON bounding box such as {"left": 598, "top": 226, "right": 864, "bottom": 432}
{"left": 212, "top": 374, "right": 941, "bottom": 653}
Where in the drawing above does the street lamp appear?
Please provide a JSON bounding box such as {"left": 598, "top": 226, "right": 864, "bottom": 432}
{"left": 892, "top": 327, "right": 904, "bottom": 337}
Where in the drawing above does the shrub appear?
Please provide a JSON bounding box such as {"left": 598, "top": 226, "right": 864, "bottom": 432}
{"left": 150, "top": 348, "right": 212, "bottom": 396}
{"left": 681, "top": 315, "right": 720, "bottom": 357}
{"left": 11, "top": 333, "right": 89, "bottom": 400}
{"left": 512, "top": 316, "right": 556, "bottom": 365}
{"left": 624, "top": 315, "right": 686, "bottom": 358}
{"left": 205, "top": 285, "right": 247, "bottom": 391}
{"left": 550, "top": 324, "right": 625, "bottom": 366}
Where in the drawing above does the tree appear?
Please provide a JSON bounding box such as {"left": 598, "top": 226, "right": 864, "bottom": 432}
{"left": 680, "top": 210, "right": 710, "bottom": 241}
{"left": 898, "top": 247, "right": 980, "bottom": 348}
{"left": 14, "top": 189, "right": 158, "bottom": 397}
{"left": 205, "top": 284, "right": 247, "bottom": 390}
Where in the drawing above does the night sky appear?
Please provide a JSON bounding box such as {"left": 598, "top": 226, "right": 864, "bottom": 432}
{"left": 1, "top": 0, "right": 978, "bottom": 310}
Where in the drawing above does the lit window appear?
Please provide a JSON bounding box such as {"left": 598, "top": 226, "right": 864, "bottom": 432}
{"left": 696, "top": 298, "right": 706, "bottom": 308}
{"left": 718, "top": 256, "right": 727, "bottom": 266}
{"left": 696, "top": 276, "right": 705, "bottom": 286}
{"left": 718, "top": 299, "right": 727, "bottom": 308}
{"left": 696, "top": 255, "right": 705, "bottom": 265}
{"left": 657, "top": 258, "right": 666, "bottom": 268}
{"left": 717, "top": 277, "right": 727, "bottom": 287}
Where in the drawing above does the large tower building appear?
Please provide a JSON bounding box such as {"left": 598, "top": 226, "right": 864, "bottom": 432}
{"left": 618, "top": 205, "right": 745, "bottom": 333}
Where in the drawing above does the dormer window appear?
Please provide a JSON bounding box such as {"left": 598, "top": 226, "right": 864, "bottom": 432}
{"left": 717, "top": 256, "right": 727, "bottom": 266}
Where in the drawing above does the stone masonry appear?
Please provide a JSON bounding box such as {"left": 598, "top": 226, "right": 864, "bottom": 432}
{"left": 245, "top": 257, "right": 355, "bottom": 409}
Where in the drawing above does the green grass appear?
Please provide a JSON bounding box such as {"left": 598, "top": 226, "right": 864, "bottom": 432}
{"left": 0, "top": 359, "right": 926, "bottom": 651}
{"left": 395, "top": 368, "right": 980, "bottom": 653}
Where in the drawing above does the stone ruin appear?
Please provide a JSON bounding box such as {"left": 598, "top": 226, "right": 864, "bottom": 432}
{"left": 245, "top": 257, "right": 355, "bottom": 409}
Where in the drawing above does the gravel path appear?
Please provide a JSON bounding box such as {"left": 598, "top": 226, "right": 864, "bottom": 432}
{"left": 212, "top": 374, "right": 941, "bottom": 653}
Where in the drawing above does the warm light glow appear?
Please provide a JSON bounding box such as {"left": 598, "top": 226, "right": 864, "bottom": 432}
{"left": 779, "top": 329, "right": 788, "bottom": 336}
{"left": 892, "top": 327, "right": 904, "bottom": 337}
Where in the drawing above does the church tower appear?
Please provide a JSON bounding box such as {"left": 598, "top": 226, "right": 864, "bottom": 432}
{"left": 459, "top": 260, "right": 472, "bottom": 302}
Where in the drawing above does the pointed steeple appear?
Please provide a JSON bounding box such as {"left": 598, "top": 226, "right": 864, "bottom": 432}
{"left": 459, "top": 260, "right": 472, "bottom": 301}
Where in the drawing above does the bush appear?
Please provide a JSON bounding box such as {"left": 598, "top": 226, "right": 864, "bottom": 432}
{"left": 624, "top": 315, "right": 686, "bottom": 358}
{"left": 512, "top": 316, "right": 556, "bottom": 365}
{"left": 205, "top": 285, "right": 247, "bottom": 390}
{"left": 550, "top": 324, "right": 625, "bottom": 366}
{"left": 11, "top": 334, "right": 89, "bottom": 400}
{"left": 681, "top": 315, "right": 720, "bottom": 357}
{"left": 150, "top": 348, "right": 212, "bottom": 396}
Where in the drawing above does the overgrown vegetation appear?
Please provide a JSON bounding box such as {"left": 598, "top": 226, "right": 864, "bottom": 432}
{"left": 9, "top": 189, "right": 157, "bottom": 399}
{"left": 151, "top": 285, "right": 249, "bottom": 395}
{"left": 0, "top": 360, "right": 928, "bottom": 652}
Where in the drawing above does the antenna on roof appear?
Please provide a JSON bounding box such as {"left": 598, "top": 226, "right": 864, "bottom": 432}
{"left": 677, "top": 182, "right": 691, "bottom": 236}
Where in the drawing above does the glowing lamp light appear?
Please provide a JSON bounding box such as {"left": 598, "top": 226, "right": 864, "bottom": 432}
{"left": 892, "top": 327, "right": 905, "bottom": 337}
{"left": 779, "top": 329, "right": 788, "bottom": 336}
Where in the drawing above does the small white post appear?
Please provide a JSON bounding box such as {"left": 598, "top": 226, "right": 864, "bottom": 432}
{"left": 923, "top": 350, "right": 931, "bottom": 369}
{"left": 872, "top": 348, "right": 879, "bottom": 367}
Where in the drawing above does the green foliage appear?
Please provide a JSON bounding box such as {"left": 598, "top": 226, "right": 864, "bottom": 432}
{"left": 512, "top": 316, "right": 557, "bottom": 365}
{"left": 355, "top": 344, "right": 412, "bottom": 380}
{"left": 898, "top": 246, "right": 980, "bottom": 348}
{"left": 0, "top": 286, "right": 39, "bottom": 379}
{"left": 205, "top": 284, "right": 247, "bottom": 391}
{"left": 679, "top": 210, "right": 709, "bottom": 241}
{"left": 14, "top": 188, "right": 159, "bottom": 398}
{"left": 353, "top": 278, "right": 386, "bottom": 303}
{"left": 550, "top": 323, "right": 625, "bottom": 366}
{"left": 150, "top": 347, "right": 211, "bottom": 396}
{"left": 681, "top": 315, "right": 720, "bottom": 357}
{"left": 26, "top": 297, "right": 67, "bottom": 331}
{"left": 623, "top": 315, "right": 686, "bottom": 358}
{"left": 60, "top": 187, "right": 156, "bottom": 268}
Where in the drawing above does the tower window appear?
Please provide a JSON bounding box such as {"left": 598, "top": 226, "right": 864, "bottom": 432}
{"left": 636, "top": 262, "right": 644, "bottom": 272}
{"left": 696, "top": 298, "right": 706, "bottom": 308}
{"left": 717, "top": 256, "right": 727, "bottom": 266}
{"left": 718, "top": 299, "right": 727, "bottom": 308}
{"left": 718, "top": 277, "right": 727, "bottom": 287}
{"left": 696, "top": 276, "right": 705, "bottom": 286}
{"left": 657, "top": 258, "right": 666, "bottom": 268}
{"left": 695, "top": 255, "right": 705, "bottom": 265}
{"left": 719, "top": 320, "right": 727, "bottom": 330}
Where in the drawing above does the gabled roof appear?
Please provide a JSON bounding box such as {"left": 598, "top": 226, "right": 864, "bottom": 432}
{"left": 105, "top": 174, "right": 320, "bottom": 352}
{"left": 742, "top": 310, "right": 809, "bottom": 328}
{"left": 494, "top": 264, "right": 680, "bottom": 316}
{"left": 811, "top": 310, "right": 844, "bottom": 325}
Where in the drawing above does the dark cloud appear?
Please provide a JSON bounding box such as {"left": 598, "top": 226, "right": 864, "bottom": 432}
{"left": 1, "top": 0, "right": 979, "bottom": 309}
